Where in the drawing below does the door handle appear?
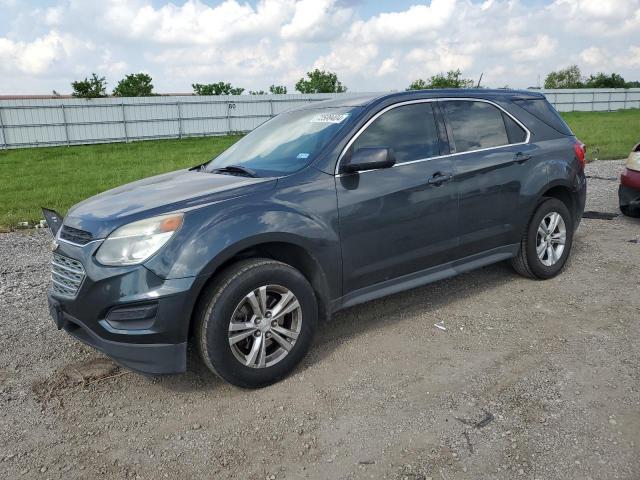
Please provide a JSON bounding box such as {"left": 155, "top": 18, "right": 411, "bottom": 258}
{"left": 427, "top": 172, "right": 453, "bottom": 186}
{"left": 514, "top": 152, "right": 532, "bottom": 164}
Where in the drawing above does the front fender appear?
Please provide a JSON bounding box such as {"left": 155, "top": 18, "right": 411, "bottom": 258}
{"left": 144, "top": 201, "right": 341, "bottom": 293}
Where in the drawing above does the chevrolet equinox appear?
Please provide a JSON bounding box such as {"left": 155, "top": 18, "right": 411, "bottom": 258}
{"left": 45, "top": 90, "right": 587, "bottom": 388}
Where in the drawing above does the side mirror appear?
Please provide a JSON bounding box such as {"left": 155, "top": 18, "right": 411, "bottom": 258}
{"left": 342, "top": 147, "right": 396, "bottom": 173}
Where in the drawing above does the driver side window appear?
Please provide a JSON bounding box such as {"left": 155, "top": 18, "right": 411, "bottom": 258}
{"left": 352, "top": 103, "right": 440, "bottom": 164}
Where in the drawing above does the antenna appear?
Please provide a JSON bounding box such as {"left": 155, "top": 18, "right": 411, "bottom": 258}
{"left": 476, "top": 73, "right": 483, "bottom": 88}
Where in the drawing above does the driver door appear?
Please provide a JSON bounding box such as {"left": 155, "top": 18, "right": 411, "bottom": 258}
{"left": 336, "top": 102, "right": 459, "bottom": 296}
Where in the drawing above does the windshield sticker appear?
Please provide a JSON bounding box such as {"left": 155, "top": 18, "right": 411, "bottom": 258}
{"left": 296, "top": 153, "right": 310, "bottom": 159}
{"left": 310, "top": 113, "right": 349, "bottom": 124}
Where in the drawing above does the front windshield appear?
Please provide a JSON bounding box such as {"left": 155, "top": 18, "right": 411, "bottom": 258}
{"left": 205, "top": 107, "right": 358, "bottom": 176}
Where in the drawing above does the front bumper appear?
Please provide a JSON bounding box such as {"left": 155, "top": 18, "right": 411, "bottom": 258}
{"left": 48, "top": 238, "right": 206, "bottom": 375}
{"left": 48, "top": 297, "right": 187, "bottom": 374}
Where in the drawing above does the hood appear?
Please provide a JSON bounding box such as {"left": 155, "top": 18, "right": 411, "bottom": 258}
{"left": 64, "top": 169, "right": 276, "bottom": 238}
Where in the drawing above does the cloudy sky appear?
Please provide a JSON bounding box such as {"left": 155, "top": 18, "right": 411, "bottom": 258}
{"left": 1, "top": 0, "right": 639, "bottom": 94}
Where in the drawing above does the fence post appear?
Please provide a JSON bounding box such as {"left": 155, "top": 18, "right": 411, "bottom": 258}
{"left": 0, "top": 106, "right": 6, "bottom": 149}
{"left": 61, "top": 104, "right": 70, "bottom": 146}
{"left": 592, "top": 91, "right": 595, "bottom": 112}
{"left": 269, "top": 98, "right": 274, "bottom": 118}
{"left": 624, "top": 90, "right": 628, "bottom": 110}
{"left": 227, "top": 103, "right": 232, "bottom": 134}
{"left": 177, "top": 101, "right": 183, "bottom": 139}
{"left": 121, "top": 102, "right": 129, "bottom": 142}
{"left": 608, "top": 91, "right": 612, "bottom": 112}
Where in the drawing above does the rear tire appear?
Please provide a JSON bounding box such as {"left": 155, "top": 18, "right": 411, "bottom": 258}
{"left": 195, "top": 258, "right": 317, "bottom": 388}
{"left": 511, "top": 198, "right": 574, "bottom": 279}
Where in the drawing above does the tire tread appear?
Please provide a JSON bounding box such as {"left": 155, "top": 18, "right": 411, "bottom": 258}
{"left": 511, "top": 197, "right": 572, "bottom": 280}
{"left": 195, "top": 258, "right": 287, "bottom": 382}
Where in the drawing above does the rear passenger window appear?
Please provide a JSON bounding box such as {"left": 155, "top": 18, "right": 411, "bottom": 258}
{"left": 443, "top": 101, "right": 513, "bottom": 153}
{"left": 352, "top": 103, "right": 439, "bottom": 163}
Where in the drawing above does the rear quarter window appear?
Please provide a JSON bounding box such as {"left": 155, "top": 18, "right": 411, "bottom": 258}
{"left": 502, "top": 112, "right": 527, "bottom": 144}
{"left": 512, "top": 98, "right": 573, "bottom": 136}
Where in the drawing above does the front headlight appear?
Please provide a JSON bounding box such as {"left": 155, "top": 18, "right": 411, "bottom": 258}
{"left": 95, "top": 213, "right": 183, "bottom": 266}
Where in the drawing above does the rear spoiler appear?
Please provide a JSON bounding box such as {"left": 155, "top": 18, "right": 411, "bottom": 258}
{"left": 41, "top": 208, "right": 64, "bottom": 237}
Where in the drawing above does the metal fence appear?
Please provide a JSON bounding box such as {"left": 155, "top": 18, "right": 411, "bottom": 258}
{"left": 542, "top": 88, "right": 640, "bottom": 112}
{"left": 1, "top": 89, "right": 639, "bottom": 149}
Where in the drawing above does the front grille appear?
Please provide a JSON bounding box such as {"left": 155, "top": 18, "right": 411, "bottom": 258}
{"left": 59, "top": 225, "right": 93, "bottom": 245}
{"left": 51, "top": 253, "right": 85, "bottom": 297}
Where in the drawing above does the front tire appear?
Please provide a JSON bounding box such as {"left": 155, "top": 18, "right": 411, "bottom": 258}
{"left": 511, "top": 198, "right": 574, "bottom": 279}
{"left": 195, "top": 259, "right": 317, "bottom": 388}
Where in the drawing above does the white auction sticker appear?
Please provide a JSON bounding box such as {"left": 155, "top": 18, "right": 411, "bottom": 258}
{"left": 310, "top": 113, "right": 349, "bottom": 124}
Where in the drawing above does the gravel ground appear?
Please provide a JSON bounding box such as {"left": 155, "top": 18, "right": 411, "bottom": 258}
{"left": 1, "top": 160, "right": 639, "bottom": 480}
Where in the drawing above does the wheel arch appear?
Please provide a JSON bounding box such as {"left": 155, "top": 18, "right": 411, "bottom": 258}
{"left": 538, "top": 182, "right": 579, "bottom": 223}
{"left": 188, "top": 237, "right": 333, "bottom": 341}
{"left": 540, "top": 184, "right": 577, "bottom": 220}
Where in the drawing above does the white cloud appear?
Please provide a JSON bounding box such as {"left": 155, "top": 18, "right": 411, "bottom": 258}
{"left": 0, "top": 31, "right": 71, "bottom": 74}
{"left": 512, "top": 35, "right": 558, "bottom": 61}
{"left": 376, "top": 58, "right": 397, "bottom": 77}
{"left": 580, "top": 45, "right": 640, "bottom": 70}
{"left": 547, "top": 0, "right": 640, "bottom": 35}
{"left": 580, "top": 46, "right": 607, "bottom": 67}
{"left": 101, "top": 0, "right": 295, "bottom": 45}
{"left": 281, "top": 0, "right": 352, "bottom": 41}
{"left": 44, "top": 6, "right": 63, "bottom": 26}
{"left": 346, "top": 0, "right": 456, "bottom": 44}
{"left": 313, "top": 43, "right": 378, "bottom": 73}
{"left": 0, "top": 0, "right": 639, "bottom": 94}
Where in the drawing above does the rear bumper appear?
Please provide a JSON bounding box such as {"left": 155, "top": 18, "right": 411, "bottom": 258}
{"left": 619, "top": 186, "right": 640, "bottom": 214}
{"left": 619, "top": 168, "right": 640, "bottom": 212}
{"left": 620, "top": 168, "right": 640, "bottom": 192}
{"left": 575, "top": 175, "right": 587, "bottom": 230}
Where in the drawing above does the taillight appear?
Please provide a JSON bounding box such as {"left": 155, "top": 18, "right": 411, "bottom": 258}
{"left": 574, "top": 140, "right": 586, "bottom": 169}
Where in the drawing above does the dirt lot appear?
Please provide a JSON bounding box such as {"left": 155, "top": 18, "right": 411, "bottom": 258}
{"left": 1, "top": 160, "right": 639, "bottom": 480}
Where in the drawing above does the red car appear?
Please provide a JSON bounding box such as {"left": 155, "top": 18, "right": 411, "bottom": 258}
{"left": 620, "top": 143, "right": 640, "bottom": 217}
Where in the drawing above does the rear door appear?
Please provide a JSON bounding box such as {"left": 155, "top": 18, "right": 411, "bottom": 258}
{"left": 440, "top": 99, "right": 535, "bottom": 257}
{"left": 336, "top": 101, "right": 458, "bottom": 295}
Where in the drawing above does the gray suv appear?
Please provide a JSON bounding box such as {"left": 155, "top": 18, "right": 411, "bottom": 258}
{"left": 46, "top": 90, "right": 587, "bottom": 388}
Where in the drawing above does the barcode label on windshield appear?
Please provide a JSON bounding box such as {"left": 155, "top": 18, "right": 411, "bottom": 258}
{"left": 310, "top": 113, "right": 349, "bottom": 124}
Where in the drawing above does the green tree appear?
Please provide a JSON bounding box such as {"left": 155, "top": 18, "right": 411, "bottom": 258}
{"left": 406, "top": 79, "right": 429, "bottom": 90}
{"left": 626, "top": 80, "right": 640, "bottom": 88}
{"left": 71, "top": 73, "right": 107, "bottom": 98}
{"left": 269, "top": 84, "right": 287, "bottom": 94}
{"left": 407, "top": 70, "right": 474, "bottom": 90}
{"left": 584, "top": 72, "right": 626, "bottom": 88}
{"left": 249, "top": 90, "right": 267, "bottom": 95}
{"left": 113, "top": 73, "right": 154, "bottom": 97}
{"left": 544, "top": 65, "right": 583, "bottom": 89}
{"left": 192, "top": 82, "right": 244, "bottom": 95}
{"left": 295, "top": 69, "right": 347, "bottom": 93}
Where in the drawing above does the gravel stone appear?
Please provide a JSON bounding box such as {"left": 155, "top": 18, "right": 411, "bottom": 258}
{"left": 0, "top": 160, "right": 638, "bottom": 479}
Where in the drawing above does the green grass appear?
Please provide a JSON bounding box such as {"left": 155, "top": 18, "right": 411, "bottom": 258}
{"left": 561, "top": 109, "right": 639, "bottom": 160}
{"left": 0, "top": 108, "right": 638, "bottom": 229}
{"left": 0, "top": 135, "right": 241, "bottom": 229}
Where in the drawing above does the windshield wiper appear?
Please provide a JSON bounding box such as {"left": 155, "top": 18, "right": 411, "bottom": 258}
{"left": 210, "top": 165, "right": 258, "bottom": 178}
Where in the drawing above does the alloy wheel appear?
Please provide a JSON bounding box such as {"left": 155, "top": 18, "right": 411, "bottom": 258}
{"left": 227, "top": 285, "right": 302, "bottom": 368}
{"left": 536, "top": 211, "right": 566, "bottom": 267}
